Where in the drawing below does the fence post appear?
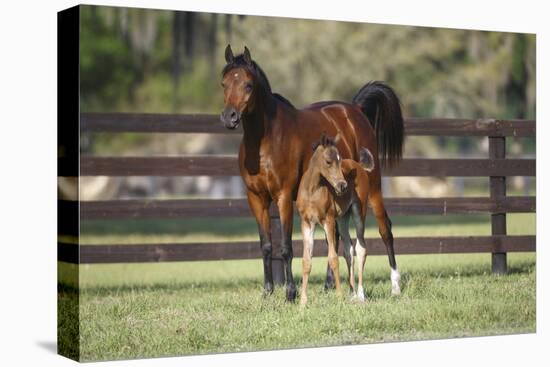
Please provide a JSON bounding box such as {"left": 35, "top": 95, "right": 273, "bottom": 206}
{"left": 270, "top": 215, "right": 285, "bottom": 285}
{"left": 489, "top": 132, "right": 507, "bottom": 274}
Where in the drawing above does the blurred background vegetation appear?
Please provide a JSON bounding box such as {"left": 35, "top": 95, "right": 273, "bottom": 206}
{"left": 80, "top": 6, "right": 535, "bottom": 118}
{"left": 78, "top": 5, "right": 535, "bottom": 200}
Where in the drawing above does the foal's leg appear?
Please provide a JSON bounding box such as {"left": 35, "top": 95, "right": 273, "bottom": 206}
{"left": 324, "top": 219, "right": 342, "bottom": 296}
{"left": 247, "top": 191, "right": 273, "bottom": 295}
{"left": 337, "top": 213, "right": 355, "bottom": 295}
{"left": 370, "top": 191, "right": 401, "bottom": 295}
{"left": 324, "top": 222, "right": 340, "bottom": 290}
{"left": 351, "top": 202, "right": 368, "bottom": 301}
{"left": 300, "top": 220, "right": 316, "bottom": 306}
{"left": 277, "top": 193, "right": 297, "bottom": 302}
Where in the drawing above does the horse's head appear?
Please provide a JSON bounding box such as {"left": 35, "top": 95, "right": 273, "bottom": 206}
{"left": 220, "top": 45, "right": 266, "bottom": 129}
{"left": 311, "top": 134, "right": 348, "bottom": 196}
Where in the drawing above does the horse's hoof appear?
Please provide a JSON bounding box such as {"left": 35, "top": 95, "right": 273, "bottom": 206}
{"left": 324, "top": 281, "right": 336, "bottom": 291}
{"left": 286, "top": 284, "right": 297, "bottom": 302}
{"left": 263, "top": 282, "right": 274, "bottom": 296}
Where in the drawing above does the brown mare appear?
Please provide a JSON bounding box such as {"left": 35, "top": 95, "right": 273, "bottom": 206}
{"left": 220, "top": 45, "right": 404, "bottom": 301}
{"left": 297, "top": 134, "right": 385, "bottom": 305}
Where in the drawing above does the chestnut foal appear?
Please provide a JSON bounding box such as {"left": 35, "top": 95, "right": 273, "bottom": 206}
{"left": 297, "top": 134, "right": 390, "bottom": 305}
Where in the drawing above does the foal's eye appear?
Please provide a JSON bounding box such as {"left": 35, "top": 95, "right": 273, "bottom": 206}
{"left": 325, "top": 160, "right": 332, "bottom": 166}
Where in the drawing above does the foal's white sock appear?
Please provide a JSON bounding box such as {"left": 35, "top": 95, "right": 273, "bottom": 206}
{"left": 357, "top": 285, "right": 365, "bottom": 301}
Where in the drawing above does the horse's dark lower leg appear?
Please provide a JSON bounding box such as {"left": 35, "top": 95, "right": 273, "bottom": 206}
{"left": 371, "top": 192, "right": 401, "bottom": 295}
{"left": 278, "top": 197, "right": 297, "bottom": 302}
{"left": 352, "top": 203, "right": 367, "bottom": 300}
{"left": 383, "top": 216, "right": 397, "bottom": 269}
{"left": 337, "top": 214, "right": 355, "bottom": 294}
{"left": 324, "top": 222, "right": 340, "bottom": 290}
{"left": 259, "top": 231, "right": 274, "bottom": 295}
{"left": 281, "top": 233, "right": 297, "bottom": 301}
{"left": 381, "top": 214, "right": 400, "bottom": 295}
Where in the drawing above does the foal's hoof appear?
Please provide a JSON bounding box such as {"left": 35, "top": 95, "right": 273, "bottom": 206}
{"left": 286, "top": 284, "right": 297, "bottom": 302}
{"left": 356, "top": 286, "right": 366, "bottom": 302}
{"left": 391, "top": 287, "right": 401, "bottom": 296}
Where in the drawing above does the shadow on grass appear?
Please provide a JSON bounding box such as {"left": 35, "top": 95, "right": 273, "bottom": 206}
{"left": 77, "top": 258, "right": 534, "bottom": 296}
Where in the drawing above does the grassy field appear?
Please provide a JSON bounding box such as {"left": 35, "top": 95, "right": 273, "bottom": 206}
{"left": 59, "top": 213, "right": 536, "bottom": 361}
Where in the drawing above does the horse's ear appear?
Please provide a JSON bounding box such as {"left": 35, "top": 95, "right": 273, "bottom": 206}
{"left": 243, "top": 46, "right": 252, "bottom": 65}
{"left": 225, "top": 44, "right": 234, "bottom": 63}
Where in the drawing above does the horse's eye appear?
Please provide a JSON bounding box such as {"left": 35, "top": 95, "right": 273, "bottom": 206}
{"left": 245, "top": 84, "right": 252, "bottom": 93}
{"left": 221, "top": 83, "right": 225, "bottom": 88}
{"left": 325, "top": 160, "right": 332, "bottom": 166}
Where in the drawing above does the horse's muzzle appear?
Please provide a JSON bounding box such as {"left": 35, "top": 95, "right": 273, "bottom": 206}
{"left": 221, "top": 108, "right": 241, "bottom": 129}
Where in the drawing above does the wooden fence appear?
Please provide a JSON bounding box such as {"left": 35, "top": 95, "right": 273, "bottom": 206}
{"left": 58, "top": 113, "right": 536, "bottom": 275}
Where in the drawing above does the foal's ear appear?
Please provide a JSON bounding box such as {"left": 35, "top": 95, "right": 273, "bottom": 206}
{"left": 311, "top": 141, "right": 320, "bottom": 151}
{"left": 243, "top": 46, "right": 252, "bottom": 65}
{"left": 225, "top": 44, "right": 234, "bottom": 63}
{"left": 334, "top": 133, "right": 342, "bottom": 144}
{"left": 360, "top": 147, "right": 375, "bottom": 172}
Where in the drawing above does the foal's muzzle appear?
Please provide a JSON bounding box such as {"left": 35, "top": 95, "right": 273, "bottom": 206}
{"left": 335, "top": 181, "right": 348, "bottom": 196}
{"left": 221, "top": 107, "right": 241, "bottom": 129}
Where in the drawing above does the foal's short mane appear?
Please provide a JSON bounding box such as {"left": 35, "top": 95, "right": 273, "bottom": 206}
{"left": 222, "top": 54, "right": 295, "bottom": 110}
{"left": 311, "top": 134, "right": 337, "bottom": 152}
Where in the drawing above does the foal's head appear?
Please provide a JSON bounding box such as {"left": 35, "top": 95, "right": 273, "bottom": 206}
{"left": 220, "top": 45, "right": 271, "bottom": 129}
{"left": 311, "top": 134, "right": 348, "bottom": 196}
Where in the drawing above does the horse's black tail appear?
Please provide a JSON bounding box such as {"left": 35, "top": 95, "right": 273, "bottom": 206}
{"left": 352, "top": 81, "right": 404, "bottom": 167}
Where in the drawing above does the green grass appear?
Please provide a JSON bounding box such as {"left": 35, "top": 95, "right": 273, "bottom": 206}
{"left": 58, "top": 252, "right": 536, "bottom": 361}
{"left": 58, "top": 213, "right": 536, "bottom": 361}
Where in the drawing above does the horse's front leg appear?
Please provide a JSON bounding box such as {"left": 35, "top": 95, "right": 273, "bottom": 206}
{"left": 277, "top": 193, "right": 297, "bottom": 302}
{"left": 247, "top": 191, "right": 274, "bottom": 295}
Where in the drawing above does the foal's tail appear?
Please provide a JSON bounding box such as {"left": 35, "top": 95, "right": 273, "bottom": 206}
{"left": 352, "top": 81, "right": 404, "bottom": 167}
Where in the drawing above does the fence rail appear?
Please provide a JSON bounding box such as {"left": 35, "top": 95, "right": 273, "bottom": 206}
{"left": 59, "top": 235, "right": 535, "bottom": 264}
{"left": 73, "top": 156, "right": 535, "bottom": 177}
{"left": 58, "top": 113, "right": 536, "bottom": 273}
{"left": 81, "top": 113, "right": 536, "bottom": 137}
{"left": 64, "top": 197, "right": 535, "bottom": 219}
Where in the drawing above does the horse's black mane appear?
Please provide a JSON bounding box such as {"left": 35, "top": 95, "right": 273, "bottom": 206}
{"left": 222, "top": 55, "right": 295, "bottom": 110}
{"left": 273, "top": 93, "right": 295, "bottom": 109}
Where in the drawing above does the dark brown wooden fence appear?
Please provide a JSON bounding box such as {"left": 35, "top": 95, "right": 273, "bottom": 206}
{"left": 58, "top": 113, "right": 536, "bottom": 274}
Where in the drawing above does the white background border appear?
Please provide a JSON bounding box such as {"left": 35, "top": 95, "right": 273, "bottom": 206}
{"left": 0, "top": 0, "right": 546, "bottom": 366}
